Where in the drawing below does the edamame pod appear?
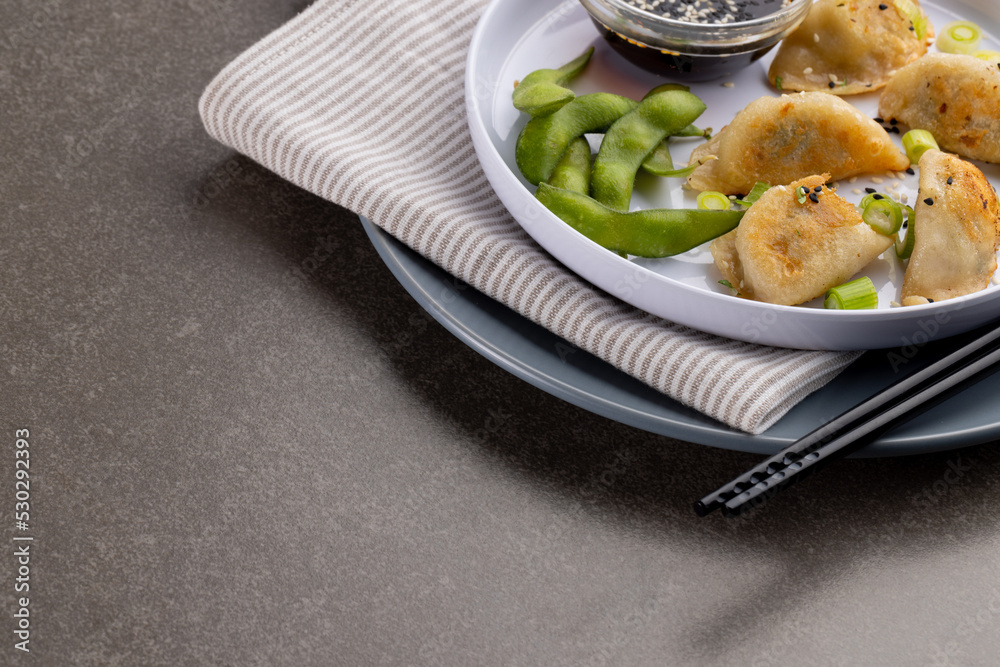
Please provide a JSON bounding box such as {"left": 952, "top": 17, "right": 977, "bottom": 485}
{"left": 535, "top": 183, "right": 743, "bottom": 258}
{"left": 512, "top": 47, "right": 594, "bottom": 117}
{"left": 591, "top": 89, "right": 707, "bottom": 212}
{"left": 515, "top": 93, "right": 638, "bottom": 186}
{"left": 546, "top": 137, "right": 592, "bottom": 195}
{"left": 641, "top": 124, "right": 711, "bottom": 176}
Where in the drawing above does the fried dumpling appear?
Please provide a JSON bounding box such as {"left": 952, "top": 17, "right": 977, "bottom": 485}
{"left": 900, "top": 149, "right": 1000, "bottom": 306}
{"left": 711, "top": 174, "right": 894, "bottom": 306}
{"left": 879, "top": 53, "right": 1000, "bottom": 164}
{"left": 767, "top": 0, "right": 932, "bottom": 96}
{"left": 687, "top": 93, "right": 910, "bottom": 194}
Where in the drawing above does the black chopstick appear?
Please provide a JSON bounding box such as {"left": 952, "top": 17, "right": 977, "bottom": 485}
{"left": 695, "top": 320, "right": 1000, "bottom": 518}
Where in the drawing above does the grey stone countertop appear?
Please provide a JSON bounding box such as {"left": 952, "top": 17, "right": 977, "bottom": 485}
{"left": 2, "top": 1, "right": 999, "bottom": 665}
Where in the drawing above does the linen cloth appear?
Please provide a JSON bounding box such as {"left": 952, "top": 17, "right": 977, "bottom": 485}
{"left": 199, "top": 0, "right": 861, "bottom": 434}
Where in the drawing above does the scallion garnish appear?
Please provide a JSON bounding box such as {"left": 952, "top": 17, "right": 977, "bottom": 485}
{"left": 892, "top": 0, "right": 928, "bottom": 41}
{"left": 733, "top": 181, "right": 771, "bottom": 207}
{"left": 862, "top": 198, "right": 904, "bottom": 236}
{"left": 697, "top": 190, "right": 731, "bottom": 210}
{"left": 902, "top": 129, "right": 939, "bottom": 164}
{"left": 824, "top": 277, "right": 879, "bottom": 310}
{"left": 937, "top": 21, "right": 982, "bottom": 54}
{"left": 972, "top": 50, "right": 1000, "bottom": 63}
{"left": 895, "top": 206, "right": 916, "bottom": 260}
{"left": 860, "top": 192, "right": 888, "bottom": 209}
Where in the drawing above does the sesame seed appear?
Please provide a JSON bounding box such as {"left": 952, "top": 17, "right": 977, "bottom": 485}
{"left": 872, "top": 177, "right": 884, "bottom": 184}
{"left": 924, "top": 197, "right": 934, "bottom": 205}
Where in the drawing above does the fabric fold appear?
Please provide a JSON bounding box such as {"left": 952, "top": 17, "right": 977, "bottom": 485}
{"left": 199, "top": 0, "right": 861, "bottom": 434}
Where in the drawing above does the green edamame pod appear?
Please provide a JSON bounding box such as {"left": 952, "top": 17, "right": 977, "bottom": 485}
{"left": 512, "top": 47, "right": 594, "bottom": 117}
{"left": 641, "top": 141, "right": 676, "bottom": 177}
{"left": 535, "top": 183, "right": 743, "bottom": 258}
{"left": 591, "top": 89, "right": 707, "bottom": 211}
{"left": 641, "top": 124, "right": 711, "bottom": 176}
{"left": 515, "top": 93, "right": 638, "bottom": 186}
{"left": 546, "top": 137, "right": 592, "bottom": 195}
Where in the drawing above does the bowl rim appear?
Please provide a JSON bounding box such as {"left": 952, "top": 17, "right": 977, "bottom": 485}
{"left": 579, "top": 0, "right": 813, "bottom": 34}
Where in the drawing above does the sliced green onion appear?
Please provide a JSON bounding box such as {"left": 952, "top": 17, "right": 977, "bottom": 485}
{"left": 862, "top": 197, "right": 904, "bottom": 235}
{"left": 973, "top": 50, "right": 1000, "bottom": 63}
{"left": 825, "top": 277, "right": 879, "bottom": 310}
{"left": 732, "top": 181, "right": 771, "bottom": 207}
{"left": 859, "top": 191, "right": 889, "bottom": 210}
{"left": 697, "top": 190, "right": 731, "bottom": 210}
{"left": 796, "top": 185, "right": 809, "bottom": 204}
{"left": 895, "top": 206, "right": 916, "bottom": 259}
{"left": 937, "top": 21, "right": 982, "bottom": 54}
{"left": 892, "top": 0, "right": 928, "bottom": 41}
{"left": 902, "top": 129, "right": 939, "bottom": 164}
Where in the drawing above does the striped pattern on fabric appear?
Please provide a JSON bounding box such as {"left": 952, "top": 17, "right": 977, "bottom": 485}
{"left": 199, "top": 0, "right": 860, "bottom": 434}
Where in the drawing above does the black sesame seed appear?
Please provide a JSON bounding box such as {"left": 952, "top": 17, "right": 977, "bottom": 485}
{"left": 891, "top": 126, "right": 901, "bottom": 134}
{"left": 809, "top": 192, "right": 819, "bottom": 203}
{"left": 878, "top": 3, "right": 888, "bottom": 9}
{"left": 865, "top": 187, "right": 877, "bottom": 193}
{"left": 924, "top": 197, "right": 934, "bottom": 205}
{"left": 828, "top": 81, "right": 836, "bottom": 88}
{"left": 873, "top": 194, "right": 884, "bottom": 200}
{"left": 947, "top": 176, "right": 953, "bottom": 185}
{"left": 927, "top": 298, "right": 935, "bottom": 303}
{"left": 814, "top": 186, "right": 822, "bottom": 192}
{"left": 874, "top": 117, "right": 884, "bottom": 123}
{"left": 889, "top": 119, "right": 898, "bottom": 125}
{"left": 906, "top": 167, "right": 915, "bottom": 175}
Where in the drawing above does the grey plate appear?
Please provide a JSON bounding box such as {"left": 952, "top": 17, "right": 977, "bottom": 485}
{"left": 361, "top": 216, "right": 1000, "bottom": 457}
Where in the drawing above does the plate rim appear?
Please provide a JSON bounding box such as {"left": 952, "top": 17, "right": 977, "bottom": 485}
{"left": 359, "top": 215, "right": 1000, "bottom": 457}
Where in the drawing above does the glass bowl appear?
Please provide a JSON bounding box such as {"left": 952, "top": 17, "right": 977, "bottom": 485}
{"left": 577, "top": 0, "right": 813, "bottom": 81}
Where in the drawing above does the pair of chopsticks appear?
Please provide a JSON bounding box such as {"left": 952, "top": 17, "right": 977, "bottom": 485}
{"left": 695, "top": 319, "right": 1000, "bottom": 517}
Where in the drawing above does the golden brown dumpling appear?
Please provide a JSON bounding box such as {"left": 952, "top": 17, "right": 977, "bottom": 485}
{"left": 711, "top": 174, "right": 894, "bottom": 306}
{"left": 767, "top": 0, "right": 932, "bottom": 96}
{"left": 879, "top": 53, "right": 1000, "bottom": 164}
{"left": 901, "top": 149, "right": 1000, "bottom": 306}
{"left": 687, "top": 93, "right": 910, "bottom": 194}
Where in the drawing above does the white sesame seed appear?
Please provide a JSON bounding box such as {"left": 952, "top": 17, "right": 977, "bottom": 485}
{"left": 872, "top": 177, "right": 884, "bottom": 184}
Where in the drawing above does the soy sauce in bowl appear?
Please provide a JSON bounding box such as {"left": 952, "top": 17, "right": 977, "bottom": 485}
{"left": 579, "top": 0, "right": 812, "bottom": 81}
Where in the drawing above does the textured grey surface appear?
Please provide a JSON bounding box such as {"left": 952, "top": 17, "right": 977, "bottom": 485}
{"left": 2, "top": 1, "right": 1000, "bottom": 665}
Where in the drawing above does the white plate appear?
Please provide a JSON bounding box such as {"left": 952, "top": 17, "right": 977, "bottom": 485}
{"left": 466, "top": 0, "right": 1000, "bottom": 350}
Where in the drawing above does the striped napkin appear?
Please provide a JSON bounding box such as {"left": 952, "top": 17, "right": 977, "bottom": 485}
{"left": 199, "top": 0, "right": 861, "bottom": 434}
